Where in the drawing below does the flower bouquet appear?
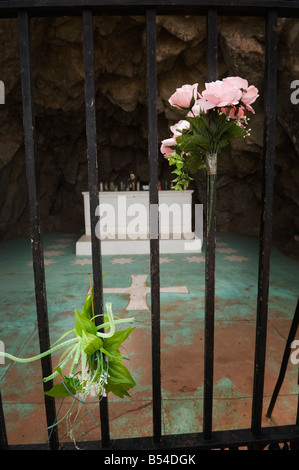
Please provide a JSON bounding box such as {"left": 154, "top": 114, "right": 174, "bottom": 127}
{"left": 0, "top": 283, "right": 136, "bottom": 431}
{"left": 161, "top": 77, "right": 258, "bottom": 232}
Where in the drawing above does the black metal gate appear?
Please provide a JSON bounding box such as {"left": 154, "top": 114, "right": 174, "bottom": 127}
{"left": 0, "top": 0, "right": 299, "bottom": 451}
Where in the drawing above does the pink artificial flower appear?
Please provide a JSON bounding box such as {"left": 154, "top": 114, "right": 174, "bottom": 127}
{"left": 223, "top": 77, "right": 259, "bottom": 111}
{"left": 168, "top": 83, "right": 198, "bottom": 109}
{"left": 221, "top": 105, "right": 247, "bottom": 119}
{"left": 201, "top": 80, "right": 242, "bottom": 107}
{"left": 241, "top": 85, "right": 259, "bottom": 111}
{"left": 160, "top": 137, "right": 176, "bottom": 157}
{"left": 170, "top": 120, "right": 190, "bottom": 137}
{"left": 188, "top": 98, "right": 215, "bottom": 117}
{"left": 223, "top": 76, "right": 248, "bottom": 91}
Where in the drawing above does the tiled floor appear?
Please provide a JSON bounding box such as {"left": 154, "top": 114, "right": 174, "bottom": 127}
{"left": 0, "top": 231, "right": 298, "bottom": 448}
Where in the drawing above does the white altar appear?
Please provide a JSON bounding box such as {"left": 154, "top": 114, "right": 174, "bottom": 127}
{"left": 76, "top": 190, "right": 202, "bottom": 255}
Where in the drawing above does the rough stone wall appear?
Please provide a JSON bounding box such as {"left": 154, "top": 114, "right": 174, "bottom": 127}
{"left": 0, "top": 15, "right": 298, "bottom": 259}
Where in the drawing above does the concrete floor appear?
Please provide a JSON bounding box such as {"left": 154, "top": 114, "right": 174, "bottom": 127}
{"left": 0, "top": 231, "right": 298, "bottom": 447}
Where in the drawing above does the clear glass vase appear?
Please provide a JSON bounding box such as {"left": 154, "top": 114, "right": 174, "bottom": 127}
{"left": 206, "top": 152, "right": 217, "bottom": 234}
{"left": 206, "top": 152, "right": 217, "bottom": 175}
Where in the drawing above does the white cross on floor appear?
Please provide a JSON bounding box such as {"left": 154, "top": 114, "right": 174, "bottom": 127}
{"left": 100, "top": 274, "right": 189, "bottom": 311}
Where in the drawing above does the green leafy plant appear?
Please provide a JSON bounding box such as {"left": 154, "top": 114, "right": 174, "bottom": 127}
{"left": 164, "top": 109, "right": 249, "bottom": 191}
{"left": 0, "top": 284, "right": 136, "bottom": 429}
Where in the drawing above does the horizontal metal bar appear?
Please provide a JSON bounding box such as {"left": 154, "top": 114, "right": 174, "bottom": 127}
{"left": 5, "top": 425, "right": 299, "bottom": 451}
{"left": 0, "top": 0, "right": 298, "bottom": 18}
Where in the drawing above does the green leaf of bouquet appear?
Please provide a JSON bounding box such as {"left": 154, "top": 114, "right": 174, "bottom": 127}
{"left": 74, "top": 309, "right": 97, "bottom": 338}
{"left": 44, "top": 382, "right": 75, "bottom": 398}
{"left": 218, "top": 119, "right": 247, "bottom": 141}
{"left": 81, "top": 294, "right": 93, "bottom": 320}
{"left": 100, "top": 346, "right": 116, "bottom": 357}
{"left": 225, "top": 123, "right": 247, "bottom": 139}
{"left": 103, "top": 327, "right": 135, "bottom": 353}
{"left": 104, "top": 360, "right": 136, "bottom": 398}
{"left": 175, "top": 161, "right": 184, "bottom": 170}
{"left": 172, "top": 184, "right": 184, "bottom": 191}
{"left": 82, "top": 329, "right": 103, "bottom": 355}
{"left": 177, "top": 134, "right": 210, "bottom": 153}
{"left": 186, "top": 152, "right": 206, "bottom": 174}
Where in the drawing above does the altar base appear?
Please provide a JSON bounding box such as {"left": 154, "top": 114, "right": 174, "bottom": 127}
{"left": 76, "top": 190, "right": 202, "bottom": 255}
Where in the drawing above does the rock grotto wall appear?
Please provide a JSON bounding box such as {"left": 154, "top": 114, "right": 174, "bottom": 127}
{"left": 0, "top": 14, "right": 298, "bottom": 259}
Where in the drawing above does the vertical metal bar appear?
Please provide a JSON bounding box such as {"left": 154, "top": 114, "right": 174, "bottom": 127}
{"left": 203, "top": 8, "right": 218, "bottom": 441}
{"left": 266, "top": 299, "right": 299, "bottom": 418}
{"left": 251, "top": 9, "right": 278, "bottom": 436}
{"left": 146, "top": 7, "right": 161, "bottom": 444}
{"left": 0, "top": 390, "right": 8, "bottom": 450}
{"left": 206, "top": 9, "right": 218, "bottom": 82}
{"left": 82, "top": 9, "right": 110, "bottom": 448}
{"left": 18, "top": 10, "right": 59, "bottom": 450}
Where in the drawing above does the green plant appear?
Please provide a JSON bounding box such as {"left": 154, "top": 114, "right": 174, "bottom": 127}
{"left": 0, "top": 284, "right": 136, "bottom": 429}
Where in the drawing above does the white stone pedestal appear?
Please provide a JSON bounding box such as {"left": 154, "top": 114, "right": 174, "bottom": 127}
{"left": 76, "top": 190, "right": 202, "bottom": 255}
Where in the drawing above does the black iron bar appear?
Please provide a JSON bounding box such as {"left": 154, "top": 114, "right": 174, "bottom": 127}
{"left": 266, "top": 299, "right": 299, "bottom": 418}
{"left": 0, "top": 390, "right": 8, "bottom": 450}
{"left": 206, "top": 9, "right": 218, "bottom": 82}
{"left": 82, "top": 9, "right": 110, "bottom": 448}
{"left": 18, "top": 10, "right": 59, "bottom": 450}
{"left": 146, "top": 7, "right": 161, "bottom": 444}
{"left": 251, "top": 9, "right": 278, "bottom": 436}
{"left": 203, "top": 8, "right": 218, "bottom": 441}
{"left": 8, "top": 423, "right": 299, "bottom": 451}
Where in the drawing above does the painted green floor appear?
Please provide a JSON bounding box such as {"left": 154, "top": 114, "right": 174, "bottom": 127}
{"left": 0, "top": 231, "right": 298, "bottom": 447}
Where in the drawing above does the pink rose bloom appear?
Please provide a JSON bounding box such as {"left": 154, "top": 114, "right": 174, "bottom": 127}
{"left": 170, "top": 120, "right": 190, "bottom": 137}
{"left": 169, "top": 83, "right": 198, "bottom": 109}
{"left": 241, "top": 85, "right": 259, "bottom": 112}
{"left": 160, "top": 137, "right": 176, "bottom": 157}
{"left": 223, "top": 76, "right": 248, "bottom": 91}
{"left": 201, "top": 80, "right": 242, "bottom": 107}
{"left": 223, "top": 76, "right": 259, "bottom": 111}
{"left": 188, "top": 98, "right": 215, "bottom": 117}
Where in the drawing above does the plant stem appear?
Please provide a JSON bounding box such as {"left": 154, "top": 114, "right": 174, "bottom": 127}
{"left": 0, "top": 337, "right": 79, "bottom": 364}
